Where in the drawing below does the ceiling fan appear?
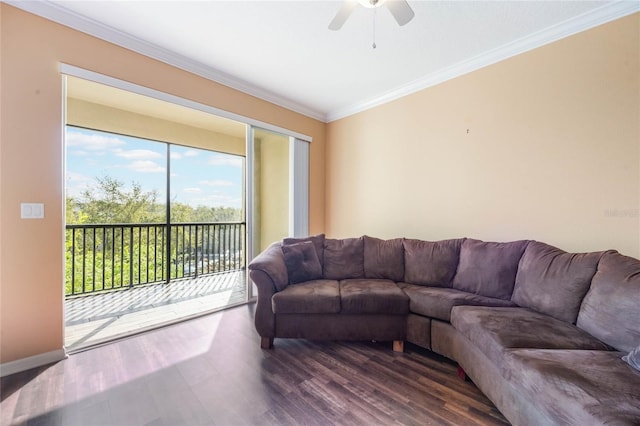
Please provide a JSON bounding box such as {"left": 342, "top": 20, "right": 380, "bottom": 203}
{"left": 328, "top": 0, "right": 415, "bottom": 31}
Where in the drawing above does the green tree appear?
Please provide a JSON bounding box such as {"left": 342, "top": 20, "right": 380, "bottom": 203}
{"left": 65, "top": 175, "right": 244, "bottom": 295}
{"left": 193, "top": 205, "right": 242, "bottom": 222}
{"left": 69, "top": 175, "right": 164, "bottom": 224}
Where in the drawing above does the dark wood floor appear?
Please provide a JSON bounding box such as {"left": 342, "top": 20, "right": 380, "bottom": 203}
{"left": 1, "top": 305, "right": 509, "bottom": 426}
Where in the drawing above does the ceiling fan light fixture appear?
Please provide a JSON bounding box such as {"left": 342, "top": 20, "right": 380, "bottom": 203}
{"left": 329, "top": 0, "right": 413, "bottom": 31}
{"left": 357, "top": 0, "right": 387, "bottom": 9}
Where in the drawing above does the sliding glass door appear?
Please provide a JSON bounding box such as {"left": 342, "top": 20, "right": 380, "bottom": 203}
{"left": 62, "top": 68, "right": 311, "bottom": 346}
{"left": 246, "top": 127, "right": 309, "bottom": 298}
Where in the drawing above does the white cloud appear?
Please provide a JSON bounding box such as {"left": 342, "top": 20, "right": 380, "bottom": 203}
{"left": 65, "top": 171, "right": 93, "bottom": 198}
{"left": 183, "top": 187, "right": 202, "bottom": 194}
{"left": 66, "top": 131, "right": 125, "bottom": 151}
{"left": 199, "top": 179, "right": 233, "bottom": 187}
{"left": 208, "top": 154, "right": 243, "bottom": 168}
{"left": 170, "top": 152, "right": 182, "bottom": 160}
{"left": 114, "top": 149, "right": 163, "bottom": 160}
{"left": 184, "top": 149, "right": 200, "bottom": 157}
{"left": 125, "top": 160, "right": 166, "bottom": 173}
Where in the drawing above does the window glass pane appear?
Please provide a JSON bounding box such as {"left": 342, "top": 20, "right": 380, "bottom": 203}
{"left": 65, "top": 126, "right": 167, "bottom": 224}
{"left": 169, "top": 145, "right": 244, "bottom": 223}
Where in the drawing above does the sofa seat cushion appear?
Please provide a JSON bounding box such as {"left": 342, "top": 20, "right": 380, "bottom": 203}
{"left": 272, "top": 280, "right": 340, "bottom": 314}
{"left": 450, "top": 306, "right": 611, "bottom": 366}
{"left": 397, "top": 283, "right": 516, "bottom": 321}
{"left": 503, "top": 349, "right": 640, "bottom": 425}
{"left": 340, "top": 279, "right": 408, "bottom": 314}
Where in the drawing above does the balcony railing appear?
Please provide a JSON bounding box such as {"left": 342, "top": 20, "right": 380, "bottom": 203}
{"left": 65, "top": 221, "right": 246, "bottom": 297}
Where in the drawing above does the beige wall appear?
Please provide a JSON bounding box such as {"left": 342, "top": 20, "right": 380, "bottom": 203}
{"left": 0, "top": 4, "right": 325, "bottom": 364}
{"left": 327, "top": 13, "right": 640, "bottom": 257}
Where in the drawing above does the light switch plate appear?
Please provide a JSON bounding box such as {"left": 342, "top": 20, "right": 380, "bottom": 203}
{"left": 21, "top": 203, "right": 45, "bottom": 219}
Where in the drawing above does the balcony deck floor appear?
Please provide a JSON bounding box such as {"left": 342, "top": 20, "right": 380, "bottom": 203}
{"left": 64, "top": 270, "right": 247, "bottom": 352}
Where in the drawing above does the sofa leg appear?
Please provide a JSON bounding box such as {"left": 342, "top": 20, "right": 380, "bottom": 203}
{"left": 393, "top": 340, "right": 404, "bottom": 353}
{"left": 260, "top": 337, "right": 274, "bottom": 349}
{"left": 457, "top": 365, "right": 468, "bottom": 381}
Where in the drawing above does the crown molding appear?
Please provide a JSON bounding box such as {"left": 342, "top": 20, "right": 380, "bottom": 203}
{"left": 326, "top": 1, "right": 640, "bottom": 122}
{"left": 4, "top": 0, "right": 328, "bottom": 122}
{"left": 5, "top": 0, "right": 638, "bottom": 124}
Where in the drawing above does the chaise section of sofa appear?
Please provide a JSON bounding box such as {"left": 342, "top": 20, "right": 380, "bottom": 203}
{"left": 444, "top": 244, "right": 640, "bottom": 426}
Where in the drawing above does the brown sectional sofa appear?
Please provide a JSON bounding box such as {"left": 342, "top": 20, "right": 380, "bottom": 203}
{"left": 248, "top": 235, "right": 640, "bottom": 425}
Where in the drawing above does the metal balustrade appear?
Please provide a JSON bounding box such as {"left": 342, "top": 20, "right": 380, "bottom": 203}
{"left": 65, "top": 222, "right": 246, "bottom": 296}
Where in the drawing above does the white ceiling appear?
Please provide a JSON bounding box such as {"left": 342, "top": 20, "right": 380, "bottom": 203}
{"left": 9, "top": 0, "right": 640, "bottom": 122}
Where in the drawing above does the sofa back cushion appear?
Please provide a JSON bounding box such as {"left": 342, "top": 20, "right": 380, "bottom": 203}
{"left": 576, "top": 251, "right": 640, "bottom": 353}
{"left": 363, "top": 236, "right": 404, "bottom": 282}
{"left": 452, "top": 239, "right": 529, "bottom": 300}
{"left": 403, "top": 238, "right": 464, "bottom": 287}
{"left": 512, "top": 241, "right": 605, "bottom": 324}
{"left": 283, "top": 234, "right": 325, "bottom": 267}
{"left": 323, "top": 237, "right": 364, "bottom": 280}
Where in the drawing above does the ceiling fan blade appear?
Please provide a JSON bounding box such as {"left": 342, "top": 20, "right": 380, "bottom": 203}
{"left": 328, "top": 0, "right": 358, "bottom": 31}
{"left": 386, "top": 0, "right": 415, "bottom": 26}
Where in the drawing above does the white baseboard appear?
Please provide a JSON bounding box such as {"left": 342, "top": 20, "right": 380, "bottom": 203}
{"left": 0, "top": 349, "right": 67, "bottom": 377}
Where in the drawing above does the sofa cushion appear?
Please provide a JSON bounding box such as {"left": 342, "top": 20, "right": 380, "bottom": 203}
{"left": 452, "top": 239, "right": 529, "bottom": 300}
{"left": 512, "top": 241, "right": 605, "bottom": 324}
{"left": 577, "top": 251, "right": 640, "bottom": 353}
{"left": 503, "top": 349, "right": 640, "bottom": 425}
{"left": 363, "top": 236, "right": 404, "bottom": 282}
{"left": 403, "top": 238, "right": 463, "bottom": 287}
{"left": 397, "top": 283, "right": 516, "bottom": 322}
{"left": 450, "top": 306, "right": 610, "bottom": 366}
{"left": 323, "top": 237, "right": 364, "bottom": 280}
{"left": 283, "top": 234, "right": 325, "bottom": 267}
{"left": 272, "top": 279, "right": 340, "bottom": 314}
{"left": 281, "top": 241, "right": 323, "bottom": 284}
{"left": 340, "top": 279, "right": 408, "bottom": 314}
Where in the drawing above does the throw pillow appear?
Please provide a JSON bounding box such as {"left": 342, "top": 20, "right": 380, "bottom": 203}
{"left": 283, "top": 234, "right": 325, "bottom": 267}
{"left": 622, "top": 345, "right": 640, "bottom": 372}
{"left": 281, "top": 241, "right": 323, "bottom": 284}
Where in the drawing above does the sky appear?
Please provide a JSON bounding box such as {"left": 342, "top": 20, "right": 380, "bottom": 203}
{"left": 65, "top": 126, "right": 244, "bottom": 209}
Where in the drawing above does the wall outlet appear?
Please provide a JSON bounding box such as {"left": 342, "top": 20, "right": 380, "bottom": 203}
{"left": 21, "top": 203, "right": 45, "bottom": 219}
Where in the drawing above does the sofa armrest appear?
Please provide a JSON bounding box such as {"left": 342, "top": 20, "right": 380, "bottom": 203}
{"left": 248, "top": 242, "right": 288, "bottom": 292}
{"left": 248, "top": 242, "right": 288, "bottom": 338}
